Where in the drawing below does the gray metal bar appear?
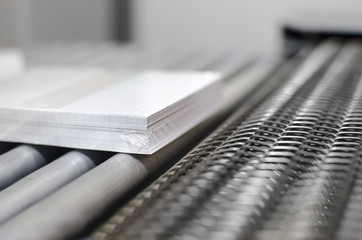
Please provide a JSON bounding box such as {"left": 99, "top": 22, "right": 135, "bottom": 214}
{"left": 0, "top": 151, "right": 96, "bottom": 225}
{"left": 0, "top": 154, "right": 147, "bottom": 240}
{"left": 0, "top": 145, "right": 47, "bottom": 190}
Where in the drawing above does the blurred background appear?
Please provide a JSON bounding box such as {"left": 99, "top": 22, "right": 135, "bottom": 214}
{"left": 2, "top": 0, "right": 362, "bottom": 60}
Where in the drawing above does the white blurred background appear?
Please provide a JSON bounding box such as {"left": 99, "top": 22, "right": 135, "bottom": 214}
{"left": 1, "top": 0, "right": 362, "bottom": 59}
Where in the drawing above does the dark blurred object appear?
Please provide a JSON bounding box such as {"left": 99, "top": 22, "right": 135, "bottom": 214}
{"left": 0, "top": 0, "right": 131, "bottom": 47}
{"left": 283, "top": 26, "right": 362, "bottom": 57}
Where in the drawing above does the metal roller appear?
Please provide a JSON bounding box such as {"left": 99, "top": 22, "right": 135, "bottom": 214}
{"left": 0, "top": 151, "right": 96, "bottom": 225}
{"left": 0, "top": 154, "right": 165, "bottom": 240}
{"left": 0, "top": 145, "right": 65, "bottom": 191}
{"left": 0, "top": 145, "right": 47, "bottom": 190}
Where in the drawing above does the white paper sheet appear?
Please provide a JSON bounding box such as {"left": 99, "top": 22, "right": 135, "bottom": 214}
{"left": 0, "top": 68, "right": 221, "bottom": 154}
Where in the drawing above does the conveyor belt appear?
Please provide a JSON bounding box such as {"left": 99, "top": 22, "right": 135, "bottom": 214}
{"left": 87, "top": 39, "right": 362, "bottom": 240}
{"left": 0, "top": 39, "right": 351, "bottom": 240}
{"left": 0, "top": 43, "right": 284, "bottom": 240}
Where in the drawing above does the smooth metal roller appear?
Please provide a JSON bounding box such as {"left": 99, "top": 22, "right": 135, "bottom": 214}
{"left": 0, "top": 145, "right": 47, "bottom": 190}
{"left": 0, "top": 154, "right": 149, "bottom": 240}
{"left": 0, "top": 151, "right": 96, "bottom": 225}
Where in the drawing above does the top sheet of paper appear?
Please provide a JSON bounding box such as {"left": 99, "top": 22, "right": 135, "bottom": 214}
{"left": 0, "top": 67, "right": 219, "bottom": 120}
{"left": 0, "top": 67, "right": 220, "bottom": 132}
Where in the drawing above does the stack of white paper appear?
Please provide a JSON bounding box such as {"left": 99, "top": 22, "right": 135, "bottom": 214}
{"left": 0, "top": 67, "right": 221, "bottom": 154}
{"left": 0, "top": 49, "right": 24, "bottom": 80}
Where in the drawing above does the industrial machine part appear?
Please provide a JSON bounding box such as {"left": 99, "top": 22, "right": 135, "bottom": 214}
{"left": 89, "top": 39, "right": 362, "bottom": 240}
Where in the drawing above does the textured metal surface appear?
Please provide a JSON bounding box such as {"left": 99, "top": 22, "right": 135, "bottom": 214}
{"left": 88, "top": 39, "right": 362, "bottom": 240}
